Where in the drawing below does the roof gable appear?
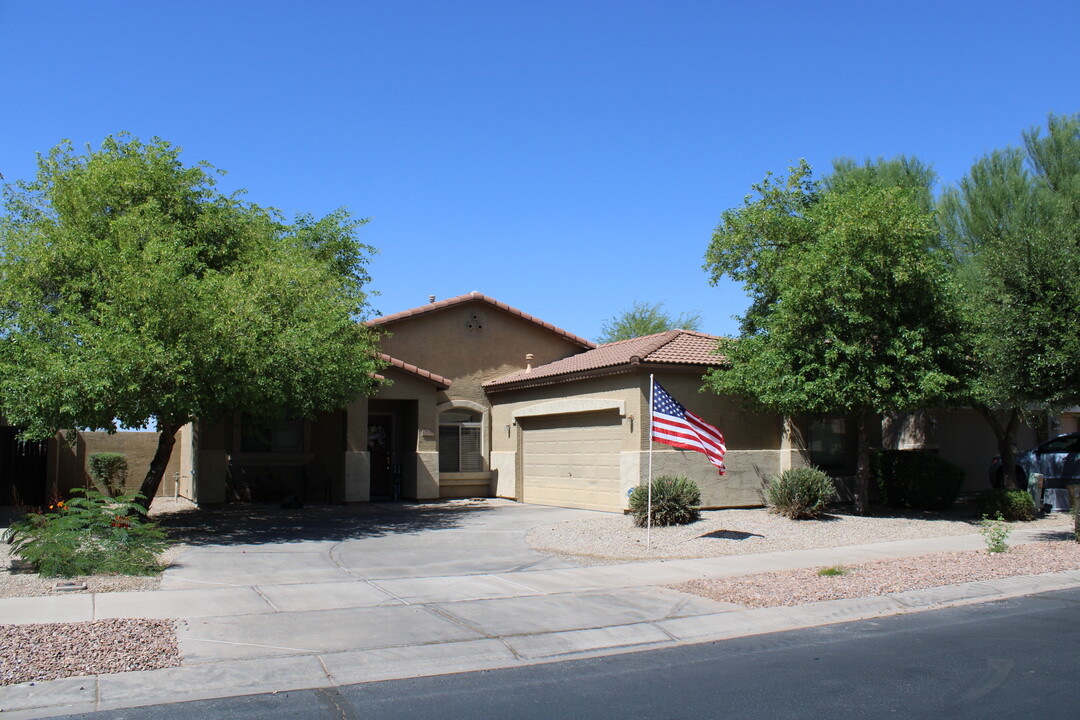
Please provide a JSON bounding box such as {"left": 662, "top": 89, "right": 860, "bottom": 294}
{"left": 368, "top": 292, "right": 595, "bottom": 350}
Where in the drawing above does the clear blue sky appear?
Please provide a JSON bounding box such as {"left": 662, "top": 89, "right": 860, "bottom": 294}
{"left": 2, "top": 0, "right": 1077, "bottom": 341}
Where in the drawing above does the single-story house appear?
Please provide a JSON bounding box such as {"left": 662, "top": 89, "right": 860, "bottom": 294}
{"left": 183, "top": 292, "right": 856, "bottom": 511}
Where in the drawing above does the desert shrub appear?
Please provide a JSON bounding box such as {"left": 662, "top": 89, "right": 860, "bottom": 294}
{"left": 3, "top": 489, "right": 169, "bottom": 577}
{"left": 979, "top": 512, "right": 1011, "bottom": 553}
{"left": 628, "top": 475, "right": 701, "bottom": 527}
{"left": 765, "top": 466, "right": 835, "bottom": 519}
{"left": 873, "top": 450, "right": 964, "bottom": 510}
{"left": 975, "top": 489, "right": 1035, "bottom": 522}
{"left": 87, "top": 452, "right": 129, "bottom": 497}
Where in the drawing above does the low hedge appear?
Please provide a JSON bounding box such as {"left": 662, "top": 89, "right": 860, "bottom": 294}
{"left": 975, "top": 489, "right": 1035, "bottom": 521}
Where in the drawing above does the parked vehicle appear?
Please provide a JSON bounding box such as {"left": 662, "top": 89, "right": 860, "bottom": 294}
{"left": 989, "top": 432, "right": 1080, "bottom": 489}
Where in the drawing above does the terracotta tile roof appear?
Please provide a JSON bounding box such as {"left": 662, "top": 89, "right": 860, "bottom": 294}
{"left": 367, "top": 291, "right": 595, "bottom": 349}
{"left": 484, "top": 330, "right": 724, "bottom": 390}
{"left": 377, "top": 353, "right": 452, "bottom": 390}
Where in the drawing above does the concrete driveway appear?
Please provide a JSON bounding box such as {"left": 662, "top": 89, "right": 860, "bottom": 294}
{"left": 161, "top": 501, "right": 582, "bottom": 591}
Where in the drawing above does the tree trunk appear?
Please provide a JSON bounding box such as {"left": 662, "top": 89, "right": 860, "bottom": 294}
{"left": 974, "top": 404, "right": 1022, "bottom": 489}
{"left": 854, "top": 411, "right": 871, "bottom": 515}
{"left": 135, "top": 422, "right": 179, "bottom": 512}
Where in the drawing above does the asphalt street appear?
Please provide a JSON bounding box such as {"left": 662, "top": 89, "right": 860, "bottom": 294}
{"left": 61, "top": 586, "right": 1080, "bottom": 720}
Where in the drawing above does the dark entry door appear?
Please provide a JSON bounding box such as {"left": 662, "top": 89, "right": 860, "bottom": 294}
{"left": 367, "top": 414, "right": 394, "bottom": 498}
{"left": 0, "top": 427, "right": 48, "bottom": 506}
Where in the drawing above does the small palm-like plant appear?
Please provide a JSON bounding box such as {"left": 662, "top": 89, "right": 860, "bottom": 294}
{"left": 765, "top": 466, "right": 836, "bottom": 519}
{"left": 628, "top": 475, "right": 701, "bottom": 527}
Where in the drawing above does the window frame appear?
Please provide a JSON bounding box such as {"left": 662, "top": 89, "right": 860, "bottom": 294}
{"left": 438, "top": 410, "right": 484, "bottom": 473}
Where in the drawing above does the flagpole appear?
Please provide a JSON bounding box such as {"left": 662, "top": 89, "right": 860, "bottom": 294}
{"left": 647, "top": 374, "right": 654, "bottom": 550}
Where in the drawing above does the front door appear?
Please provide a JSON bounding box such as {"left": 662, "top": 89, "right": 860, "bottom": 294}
{"left": 367, "top": 414, "right": 394, "bottom": 498}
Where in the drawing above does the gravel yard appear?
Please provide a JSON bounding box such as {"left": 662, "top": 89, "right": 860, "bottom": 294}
{"left": 0, "top": 618, "right": 181, "bottom": 686}
{"left": 673, "top": 541, "right": 1080, "bottom": 607}
{"left": 526, "top": 506, "right": 1074, "bottom": 564}
{"left": 529, "top": 505, "right": 1080, "bottom": 612}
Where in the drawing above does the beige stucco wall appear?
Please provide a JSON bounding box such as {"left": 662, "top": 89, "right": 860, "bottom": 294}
{"left": 488, "top": 369, "right": 789, "bottom": 510}
{"left": 379, "top": 300, "right": 588, "bottom": 411}
{"left": 178, "top": 424, "right": 194, "bottom": 499}
{"left": 53, "top": 430, "right": 184, "bottom": 499}
{"left": 491, "top": 374, "right": 643, "bottom": 452}
{"left": 641, "top": 373, "right": 785, "bottom": 508}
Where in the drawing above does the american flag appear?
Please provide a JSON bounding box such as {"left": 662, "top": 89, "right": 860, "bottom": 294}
{"left": 651, "top": 380, "right": 726, "bottom": 474}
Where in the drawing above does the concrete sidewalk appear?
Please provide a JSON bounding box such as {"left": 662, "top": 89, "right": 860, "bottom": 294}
{"left": 1, "top": 505, "right": 1078, "bottom": 718}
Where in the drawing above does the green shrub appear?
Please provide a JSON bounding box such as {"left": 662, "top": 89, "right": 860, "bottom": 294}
{"left": 765, "top": 466, "right": 835, "bottom": 519}
{"left": 3, "top": 489, "right": 169, "bottom": 577}
{"left": 628, "top": 475, "right": 701, "bottom": 527}
{"left": 975, "top": 489, "right": 1035, "bottom": 521}
{"left": 873, "top": 450, "right": 964, "bottom": 510}
{"left": 979, "top": 512, "right": 1011, "bottom": 553}
{"left": 87, "top": 452, "right": 129, "bottom": 497}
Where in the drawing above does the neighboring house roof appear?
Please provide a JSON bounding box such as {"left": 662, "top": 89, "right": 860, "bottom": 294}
{"left": 367, "top": 291, "right": 596, "bottom": 350}
{"left": 484, "top": 330, "right": 724, "bottom": 391}
{"left": 375, "top": 353, "right": 452, "bottom": 390}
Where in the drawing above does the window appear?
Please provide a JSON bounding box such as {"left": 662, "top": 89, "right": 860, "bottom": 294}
{"left": 439, "top": 410, "right": 482, "bottom": 472}
{"left": 1039, "top": 436, "right": 1080, "bottom": 454}
{"left": 808, "top": 417, "right": 849, "bottom": 471}
{"left": 241, "top": 416, "right": 304, "bottom": 453}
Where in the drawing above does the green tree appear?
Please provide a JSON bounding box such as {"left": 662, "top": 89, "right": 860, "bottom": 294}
{"left": 0, "top": 134, "right": 385, "bottom": 509}
{"left": 597, "top": 300, "right": 703, "bottom": 343}
{"left": 704, "top": 159, "right": 965, "bottom": 513}
{"left": 939, "top": 113, "right": 1080, "bottom": 486}
{"left": 825, "top": 155, "right": 938, "bottom": 212}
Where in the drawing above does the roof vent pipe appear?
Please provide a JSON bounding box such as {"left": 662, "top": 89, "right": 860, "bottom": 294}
{"left": 525, "top": 353, "right": 534, "bottom": 372}
{"left": 428, "top": 295, "right": 436, "bottom": 304}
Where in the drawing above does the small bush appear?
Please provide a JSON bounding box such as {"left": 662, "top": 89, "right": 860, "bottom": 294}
{"left": 979, "top": 512, "right": 1011, "bottom": 553}
{"left": 873, "top": 450, "right": 964, "bottom": 510}
{"left": 628, "top": 475, "right": 701, "bottom": 527}
{"left": 3, "top": 489, "right": 170, "bottom": 577}
{"left": 975, "top": 489, "right": 1035, "bottom": 522}
{"left": 765, "top": 466, "right": 835, "bottom": 519}
{"left": 88, "top": 452, "right": 129, "bottom": 497}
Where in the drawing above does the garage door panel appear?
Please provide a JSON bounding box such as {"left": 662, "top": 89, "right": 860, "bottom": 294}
{"left": 521, "top": 411, "right": 623, "bottom": 512}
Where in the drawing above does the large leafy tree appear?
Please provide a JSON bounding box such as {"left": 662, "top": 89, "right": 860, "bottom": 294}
{"left": 0, "top": 134, "right": 384, "bottom": 508}
{"left": 704, "top": 158, "right": 965, "bottom": 513}
{"left": 939, "top": 113, "right": 1080, "bottom": 486}
{"left": 596, "top": 300, "right": 703, "bottom": 343}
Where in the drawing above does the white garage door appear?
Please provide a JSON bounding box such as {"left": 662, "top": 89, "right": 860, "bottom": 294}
{"left": 520, "top": 411, "right": 623, "bottom": 512}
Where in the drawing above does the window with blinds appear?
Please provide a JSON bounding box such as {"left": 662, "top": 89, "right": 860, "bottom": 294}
{"left": 438, "top": 410, "right": 483, "bottom": 472}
